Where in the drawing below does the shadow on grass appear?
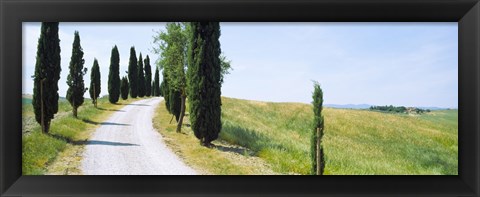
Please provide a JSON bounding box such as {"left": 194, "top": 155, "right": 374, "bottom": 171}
{"left": 220, "top": 121, "right": 289, "bottom": 156}
{"left": 214, "top": 144, "right": 253, "bottom": 156}
{"left": 97, "top": 107, "right": 125, "bottom": 112}
{"left": 47, "top": 133, "right": 138, "bottom": 146}
{"left": 81, "top": 118, "right": 130, "bottom": 126}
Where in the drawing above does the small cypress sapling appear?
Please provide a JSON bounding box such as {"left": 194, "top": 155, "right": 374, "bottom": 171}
{"left": 311, "top": 81, "right": 325, "bottom": 175}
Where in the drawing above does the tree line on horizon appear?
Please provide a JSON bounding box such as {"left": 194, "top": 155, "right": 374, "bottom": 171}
{"left": 32, "top": 22, "right": 161, "bottom": 133}
{"left": 369, "top": 105, "right": 430, "bottom": 114}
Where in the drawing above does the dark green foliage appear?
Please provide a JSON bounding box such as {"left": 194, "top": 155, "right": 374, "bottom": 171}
{"left": 128, "top": 47, "right": 138, "bottom": 98}
{"left": 169, "top": 89, "right": 182, "bottom": 122}
{"left": 311, "top": 81, "right": 325, "bottom": 175}
{"left": 66, "top": 31, "right": 87, "bottom": 118}
{"left": 162, "top": 70, "right": 171, "bottom": 113}
{"left": 187, "top": 22, "right": 222, "bottom": 146}
{"left": 32, "top": 22, "right": 61, "bottom": 133}
{"left": 120, "top": 76, "right": 129, "bottom": 100}
{"left": 89, "top": 59, "right": 101, "bottom": 107}
{"left": 151, "top": 80, "right": 155, "bottom": 96}
{"left": 144, "top": 55, "right": 152, "bottom": 97}
{"left": 137, "top": 53, "right": 146, "bottom": 97}
{"left": 154, "top": 67, "right": 161, "bottom": 97}
{"left": 108, "top": 45, "right": 121, "bottom": 103}
{"left": 158, "top": 79, "right": 164, "bottom": 97}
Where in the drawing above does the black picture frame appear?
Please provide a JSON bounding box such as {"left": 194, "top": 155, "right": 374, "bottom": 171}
{"left": 1, "top": 0, "right": 479, "bottom": 196}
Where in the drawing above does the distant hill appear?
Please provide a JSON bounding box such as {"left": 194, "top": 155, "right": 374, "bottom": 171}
{"left": 325, "top": 104, "right": 371, "bottom": 109}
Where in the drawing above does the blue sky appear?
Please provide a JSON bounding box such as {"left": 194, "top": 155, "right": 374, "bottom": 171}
{"left": 23, "top": 22, "right": 458, "bottom": 108}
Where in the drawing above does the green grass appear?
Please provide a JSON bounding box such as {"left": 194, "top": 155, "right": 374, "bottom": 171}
{"left": 152, "top": 101, "right": 278, "bottom": 175}
{"left": 22, "top": 95, "right": 141, "bottom": 175}
{"left": 220, "top": 97, "right": 458, "bottom": 175}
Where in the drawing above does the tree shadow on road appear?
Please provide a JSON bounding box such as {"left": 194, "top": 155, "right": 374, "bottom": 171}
{"left": 122, "top": 103, "right": 150, "bottom": 107}
{"left": 97, "top": 107, "right": 125, "bottom": 112}
{"left": 46, "top": 133, "right": 139, "bottom": 146}
{"left": 84, "top": 140, "right": 139, "bottom": 146}
{"left": 81, "top": 118, "right": 130, "bottom": 126}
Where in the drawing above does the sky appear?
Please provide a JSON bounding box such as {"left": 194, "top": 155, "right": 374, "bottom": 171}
{"left": 22, "top": 22, "right": 458, "bottom": 108}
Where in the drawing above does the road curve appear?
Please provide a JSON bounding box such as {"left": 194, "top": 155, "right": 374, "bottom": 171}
{"left": 81, "top": 97, "right": 197, "bottom": 175}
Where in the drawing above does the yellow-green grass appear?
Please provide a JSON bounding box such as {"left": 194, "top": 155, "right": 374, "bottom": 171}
{"left": 153, "top": 101, "right": 278, "bottom": 175}
{"left": 220, "top": 97, "right": 458, "bottom": 175}
{"left": 22, "top": 95, "right": 143, "bottom": 175}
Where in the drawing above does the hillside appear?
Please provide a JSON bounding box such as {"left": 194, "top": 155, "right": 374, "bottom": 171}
{"left": 220, "top": 97, "right": 458, "bottom": 175}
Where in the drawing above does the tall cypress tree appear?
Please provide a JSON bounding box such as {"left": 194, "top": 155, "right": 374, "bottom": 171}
{"left": 120, "top": 76, "right": 129, "bottom": 100}
{"left": 66, "top": 31, "right": 87, "bottom": 118}
{"left": 137, "top": 53, "right": 146, "bottom": 97}
{"left": 108, "top": 45, "right": 121, "bottom": 103}
{"left": 162, "top": 70, "right": 171, "bottom": 112}
{"left": 187, "top": 22, "right": 222, "bottom": 147}
{"left": 311, "top": 81, "right": 325, "bottom": 175}
{"left": 128, "top": 47, "right": 138, "bottom": 98}
{"left": 89, "top": 58, "right": 101, "bottom": 108}
{"left": 154, "top": 67, "right": 161, "bottom": 97}
{"left": 32, "top": 22, "right": 61, "bottom": 133}
{"left": 144, "top": 55, "right": 152, "bottom": 97}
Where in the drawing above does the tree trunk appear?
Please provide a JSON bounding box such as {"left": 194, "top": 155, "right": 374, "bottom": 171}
{"left": 316, "top": 127, "right": 322, "bottom": 175}
{"left": 176, "top": 92, "right": 186, "bottom": 133}
{"left": 40, "top": 79, "right": 46, "bottom": 133}
{"left": 73, "top": 99, "right": 77, "bottom": 118}
{"left": 93, "top": 83, "right": 97, "bottom": 108}
{"left": 43, "top": 121, "right": 50, "bottom": 135}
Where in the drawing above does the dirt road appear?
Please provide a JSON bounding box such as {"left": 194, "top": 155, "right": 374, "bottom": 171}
{"left": 81, "top": 97, "right": 197, "bottom": 175}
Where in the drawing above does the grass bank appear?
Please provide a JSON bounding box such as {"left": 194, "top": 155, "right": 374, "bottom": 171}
{"left": 220, "top": 97, "right": 458, "bottom": 175}
{"left": 22, "top": 95, "right": 142, "bottom": 175}
{"left": 152, "top": 100, "right": 278, "bottom": 175}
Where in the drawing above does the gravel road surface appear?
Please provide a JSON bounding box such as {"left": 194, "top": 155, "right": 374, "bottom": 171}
{"left": 81, "top": 97, "right": 197, "bottom": 175}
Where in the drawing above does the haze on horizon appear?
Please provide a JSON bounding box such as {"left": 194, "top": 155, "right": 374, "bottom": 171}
{"left": 22, "top": 22, "right": 458, "bottom": 108}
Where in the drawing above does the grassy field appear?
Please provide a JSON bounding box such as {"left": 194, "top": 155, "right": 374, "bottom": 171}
{"left": 22, "top": 95, "right": 141, "bottom": 175}
{"left": 220, "top": 97, "right": 458, "bottom": 175}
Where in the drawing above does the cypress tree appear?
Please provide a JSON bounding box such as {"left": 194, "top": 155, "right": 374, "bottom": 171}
{"left": 137, "top": 53, "right": 146, "bottom": 97}
{"left": 162, "top": 70, "right": 171, "bottom": 113}
{"left": 151, "top": 80, "right": 156, "bottom": 97}
{"left": 32, "top": 22, "right": 61, "bottom": 133}
{"left": 187, "top": 22, "right": 222, "bottom": 147}
{"left": 311, "top": 81, "right": 325, "bottom": 175}
{"left": 108, "top": 45, "right": 121, "bottom": 103}
{"left": 128, "top": 47, "right": 138, "bottom": 98}
{"left": 120, "top": 76, "right": 129, "bottom": 100}
{"left": 144, "top": 55, "right": 152, "bottom": 97}
{"left": 89, "top": 58, "right": 101, "bottom": 108}
{"left": 66, "top": 31, "right": 87, "bottom": 118}
{"left": 169, "top": 89, "right": 182, "bottom": 122}
{"left": 154, "top": 67, "right": 161, "bottom": 96}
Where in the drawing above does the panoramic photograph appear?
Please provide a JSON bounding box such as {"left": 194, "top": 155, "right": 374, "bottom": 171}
{"left": 22, "top": 22, "right": 458, "bottom": 175}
